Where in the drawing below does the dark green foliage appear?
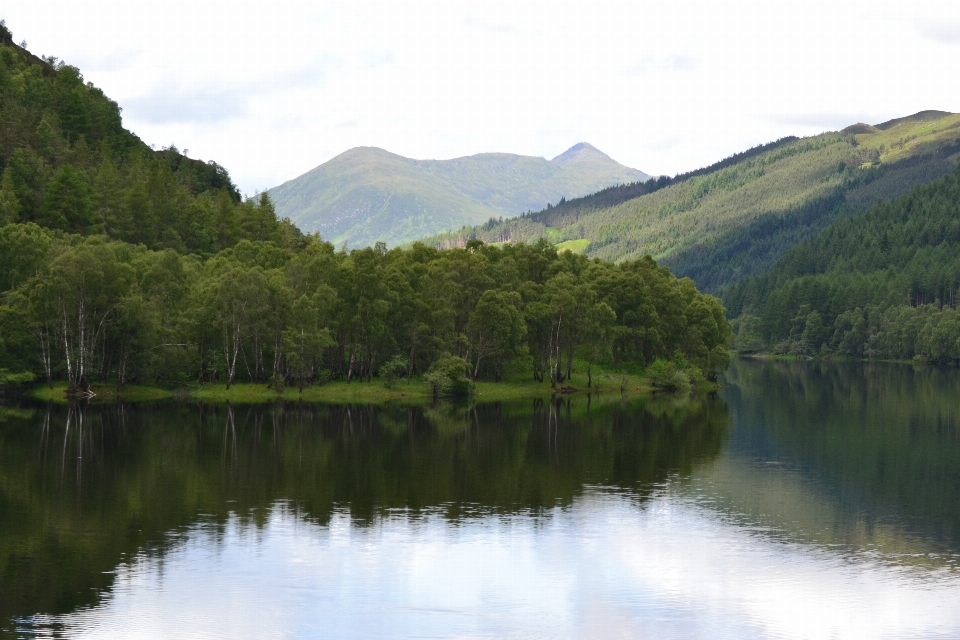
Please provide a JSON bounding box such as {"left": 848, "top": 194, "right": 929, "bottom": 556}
{"left": 380, "top": 355, "right": 409, "bottom": 388}
{"left": 726, "top": 164, "right": 960, "bottom": 363}
{"left": 0, "top": 38, "right": 291, "bottom": 253}
{"left": 0, "top": 229, "right": 731, "bottom": 390}
{"left": 38, "top": 164, "right": 95, "bottom": 231}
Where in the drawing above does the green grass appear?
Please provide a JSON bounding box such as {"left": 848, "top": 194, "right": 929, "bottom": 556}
{"left": 29, "top": 361, "right": 720, "bottom": 405}
{"left": 555, "top": 238, "right": 591, "bottom": 254}
{"left": 31, "top": 382, "right": 172, "bottom": 404}
{"left": 190, "top": 380, "right": 434, "bottom": 404}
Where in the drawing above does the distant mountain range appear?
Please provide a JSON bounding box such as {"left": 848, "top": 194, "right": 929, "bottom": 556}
{"left": 267, "top": 143, "right": 650, "bottom": 247}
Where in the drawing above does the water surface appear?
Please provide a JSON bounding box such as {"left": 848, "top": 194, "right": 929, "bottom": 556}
{"left": 2, "top": 359, "right": 959, "bottom": 638}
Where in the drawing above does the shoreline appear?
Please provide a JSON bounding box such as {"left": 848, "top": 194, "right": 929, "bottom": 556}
{"left": 27, "top": 374, "right": 721, "bottom": 405}
{"left": 736, "top": 352, "right": 951, "bottom": 366}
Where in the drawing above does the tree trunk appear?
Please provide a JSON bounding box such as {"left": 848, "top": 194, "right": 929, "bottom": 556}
{"left": 117, "top": 351, "right": 128, "bottom": 392}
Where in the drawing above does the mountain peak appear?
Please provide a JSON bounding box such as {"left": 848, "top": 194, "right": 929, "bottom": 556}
{"left": 551, "top": 143, "right": 614, "bottom": 166}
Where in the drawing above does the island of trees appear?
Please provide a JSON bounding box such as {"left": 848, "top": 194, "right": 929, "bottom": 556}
{"left": 0, "top": 224, "right": 731, "bottom": 395}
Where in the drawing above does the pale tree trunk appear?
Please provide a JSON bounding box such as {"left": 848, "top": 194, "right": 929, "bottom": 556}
{"left": 549, "top": 315, "right": 563, "bottom": 387}
{"left": 472, "top": 330, "right": 486, "bottom": 380}
{"left": 224, "top": 321, "right": 241, "bottom": 389}
{"left": 35, "top": 326, "right": 53, "bottom": 389}
{"left": 61, "top": 303, "right": 76, "bottom": 388}
{"left": 273, "top": 327, "right": 284, "bottom": 379}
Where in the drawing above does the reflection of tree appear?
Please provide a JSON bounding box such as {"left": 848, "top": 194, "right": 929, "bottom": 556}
{"left": 0, "top": 396, "right": 728, "bottom": 623}
{"left": 725, "top": 358, "right": 960, "bottom": 549}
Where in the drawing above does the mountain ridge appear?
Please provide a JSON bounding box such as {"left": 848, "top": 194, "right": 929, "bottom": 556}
{"left": 268, "top": 143, "right": 650, "bottom": 247}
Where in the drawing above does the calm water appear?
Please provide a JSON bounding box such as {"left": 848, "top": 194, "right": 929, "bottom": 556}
{"left": 2, "top": 359, "right": 960, "bottom": 639}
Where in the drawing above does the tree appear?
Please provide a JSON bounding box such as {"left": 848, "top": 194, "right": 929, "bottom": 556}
{"left": 36, "top": 240, "right": 134, "bottom": 392}
{"left": 465, "top": 290, "right": 525, "bottom": 380}
{"left": 213, "top": 266, "right": 269, "bottom": 389}
{"left": 38, "top": 165, "right": 97, "bottom": 232}
{"left": 0, "top": 168, "right": 21, "bottom": 225}
{"left": 283, "top": 290, "right": 336, "bottom": 392}
{"left": 424, "top": 354, "right": 473, "bottom": 398}
{"left": 580, "top": 302, "right": 616, "bottom": 387}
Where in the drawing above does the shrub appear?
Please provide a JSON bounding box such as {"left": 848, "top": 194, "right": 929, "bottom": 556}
{"left": 0, "top": 369, "right": 36, "bottom": 396}
{"left": 380, "top": 355, "right": 409, "bottom": 389}
{"left": 267, "top": 374, "right": 286, "bottom": 394}
{"left": 646, "top": 359, "right": 692, "bottom": 393}
{"left": 424, "top": 354, "right": 473, "bottom": 398}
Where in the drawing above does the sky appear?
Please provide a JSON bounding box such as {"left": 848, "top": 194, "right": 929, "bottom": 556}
{"left": 3, "top": 1, "right": 960, "bottom": 196}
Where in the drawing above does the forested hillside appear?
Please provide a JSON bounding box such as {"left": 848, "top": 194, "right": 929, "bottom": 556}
{"left": 0, "top": 25, "right": 728, "bottom": 395}
{"left": 725, "top": 164, "right": 960, "bottom": 363}
{"left": 267, "top": 143, "right": 649, "bottom": 248}
{"left": 427, "top": 112, "right": 960, "bottom": 294}
{"left": 0, "top": 22, "right": 301, "bottom": 254}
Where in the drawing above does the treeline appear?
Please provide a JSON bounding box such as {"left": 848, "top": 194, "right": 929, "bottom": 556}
{"left": 726, "top": 164, "right": 960, "bottom": 363}
{"left": 0, "top": 30, "right": 301, "bottom": 254}
{"left": 0, "top": 226, "right": 731, "bottom": 392}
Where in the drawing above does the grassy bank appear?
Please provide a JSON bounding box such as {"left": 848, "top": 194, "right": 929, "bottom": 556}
{"left": 31, "top": 382, "right": 173, "bottom": 404}
{"left": 29, "top": 364, "right": 718, "bottom": 405}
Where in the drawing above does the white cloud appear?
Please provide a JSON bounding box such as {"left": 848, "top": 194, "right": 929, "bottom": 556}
{"left": 3, "top": 1, "right": 960, "bottom": 196}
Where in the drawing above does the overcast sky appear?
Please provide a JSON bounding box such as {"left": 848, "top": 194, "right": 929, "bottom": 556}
{"left": 3, "top": 1, "right": 960, "bottom": 195}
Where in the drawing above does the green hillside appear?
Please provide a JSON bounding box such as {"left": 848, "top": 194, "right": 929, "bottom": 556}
{"left": 0, "top": 22, "right": 302, "bottom": 254}
{"left": 427, "top": 111, "right": 960, "bottom": 294}
{"left": 267, "top": 143, "right": 649, "bottom": 248}
{"left": 725, "top": 163, "right": 960, "bottom": 362}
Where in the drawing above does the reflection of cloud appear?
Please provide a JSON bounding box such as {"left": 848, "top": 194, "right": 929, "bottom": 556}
{"left": 626, "top": 54, "right": 697, "bottom": 75}
{"left": 48, "top": 495, "right": 960, "bottom": 639}
{"left": 916, "top": 21, "right": 960, "bottom": 45}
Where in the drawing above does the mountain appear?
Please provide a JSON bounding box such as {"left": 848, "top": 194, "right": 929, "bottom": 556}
{"left": 267, "top": 144, "right": 650, "bottom": 247}
{"left": 426, "top": 111, "right": 960, "bottom": 295}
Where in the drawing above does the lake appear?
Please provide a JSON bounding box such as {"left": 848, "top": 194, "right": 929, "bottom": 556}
{"left": 2, "top": 358, "right": 959, "bottom": 639}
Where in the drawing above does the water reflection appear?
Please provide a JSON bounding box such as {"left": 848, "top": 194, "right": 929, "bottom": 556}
{"left": 708, "top": 358, "right": 960, "bottom": 566}
{"left": 0, "top": 393, "right": 727, "bottom": 632}
{"left": 3, "top": 359, "right": 960, "bottom": 638}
